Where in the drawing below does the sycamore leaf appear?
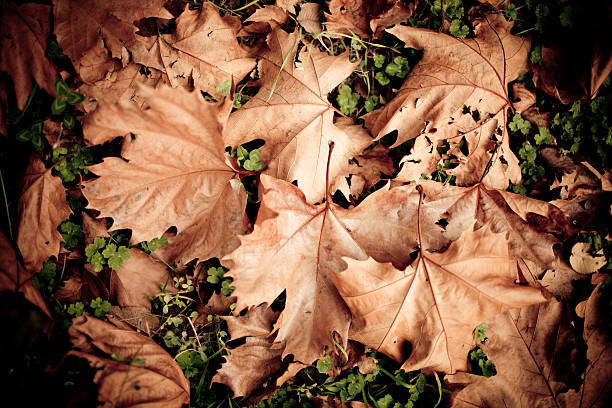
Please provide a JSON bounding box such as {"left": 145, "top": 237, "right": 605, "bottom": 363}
{"left": 81, "top": 86, "right": 247, "bottom": 267}
{"left": 68, "top": 315, "right": 190, "bottom": 408}
{"left": 240, "top": 5, "right": 289, "bottom": 36}
{"left": 224, "top": 28, "right": 372, "bottom": 204}
{"left": 110, "top": 248, "right": 172, "bottom": 310}
{"left": 213, "top": 304, "right": 284, "bottom": 397}
{"left": 324, "top": 0, "right": 412, "bottom": 39}
{"left": 53, "top": 0, "right": 172, "bottom": 82}
{"left": 297, "top": 3, "right": 323, "bottom": 33}
{"left": 339, "top": 144, "right": 395, "bottom": 199}
{"left": 340, "top": 182, "right": 450, "bottom": 269}
{"left": 570, "top": 242, "right": 606, "bottom": 274}
{"left": 448, "top": 300, "right": 577, "bottom": 407}
{"left": 17, "top": 154, "right": 72, "bottom": 273}
{"left": 131, "top": 4, "right": 256, "bottom": 98}
{"left": 419, "top": 180, "right": 561, "bottom": 278}
{"left": 0, "top": 2, "right": 59, "bottom": 109}
{"left": 77, "top": 63, "right": 167, "bottom": 114}
{"left": 224, "top": 174, "right": 368, "bottom": 364}
{"left": 559, "top": 280, "right": 612, "bottom": 407}
{"left": 365, "top": 14, "right": 529, "bottom": 188}
{"left": 0, "top": 231, "right": 52, "bottom": 320}
{"left": 334, "top": 224, "right": 547, "bottom": 373}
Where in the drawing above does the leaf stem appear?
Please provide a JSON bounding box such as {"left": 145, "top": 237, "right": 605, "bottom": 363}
{"left": 416, "top": 184, "right": 424, "bottom": 252}
{"left": 0, "top": 169, "right": 14, "bottom": 241}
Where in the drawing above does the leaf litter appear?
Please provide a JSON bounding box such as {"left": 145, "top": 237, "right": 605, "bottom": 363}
{"left": 0, "top": 0, "right": 610, "bottom": 407}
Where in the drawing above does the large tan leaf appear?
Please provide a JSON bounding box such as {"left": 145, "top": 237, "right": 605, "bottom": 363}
{"left": 419, "top": 180, "right": 561, "bottom": 278}
{"left": 224, "top": 174, "right": 368, "bottom": 364}
{"left": 0, "top": 2, "right": 58, "bottom": 109}
{"left": 213, "top": 304, "right": 284, "bottom": 397}
{"left": 324, "top": 0, "right": 412, "bottom": 39}
{"left": 17, "top": 154, "right": 71, "bottom": 273}
{"left": 78, "top": 63, "right": 167, "bottom": 114}
{"left": 110, "top": 248, "right": 170, "bottom": 308}
{"left": 334, "top": 224, "right": 547, "bottom": 373}
{"left": 448, "top": 300, "right": 577, "bottom": 407}
{"left": 340, "top": 182, "right": 450, "bottom": 269}
{"left": 131, "top": 3, "right": 255, "bottom": 98}
{"left": 53, "top": 0, "right": 172, "bottom": 82}
{"left": 68, "top": 315, "right": 190, "bottom": 408}
{"left": 559, "top": 280, "right": 612, "bottom": 407}
{"left": 0, "top": 231, "right": 52, "bottom": 319}
{"left": 365, "top": 14, "right": 529, "bottom": 189}
{"left": 224, "top": 28, "right": 372, "bottom": 203}
{"left": 81, "top": 86, "right": 247, "bottom": 267}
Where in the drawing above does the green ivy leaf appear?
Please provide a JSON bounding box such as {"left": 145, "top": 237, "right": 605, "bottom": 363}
{"left": 316, "top": 355, "right": 332, "bottom": 374}
{"left": 373, "top": 54, "right": 386, "bottom": 69}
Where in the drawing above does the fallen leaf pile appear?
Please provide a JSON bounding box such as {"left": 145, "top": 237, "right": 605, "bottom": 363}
{"left": 0, "top": 1, "right": 610, "bottom": 407}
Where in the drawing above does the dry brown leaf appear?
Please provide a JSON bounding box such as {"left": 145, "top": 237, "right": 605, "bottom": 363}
{"left": 297, "top": 2, "right": 323, "bottom": 33}
{"left": 510, "top": 82, "right": 536, "bottom": 114}
{"left": 534, "top": 42, "right": 612, "bottom": 104}
{"left": 0, "top": 80, "right": 7, "bottom": 136}
{"left": 68, "top": 314, "right": 190, "bottom": 408}
{"left": 213, "top": 304, "right": 284, "bottom": 397}
{"left": 570, "top": 242, "right": 606, "bottom": 274}
{"left": 448, "top": 300, "right": 577, "bottom": 407}
{"left": 224, "top": 174, "right": 368, "bottom": 364}
{"left": 324, "top": 0, "right": 412, "bottom": 39}
{"left": 0, "top": 230, "right": 52, "bottom": 319}
{"left": 241, "top": 5, "right": 289, "bottom": 35}
{"left": 53, "top": 0, "right": 172, "bottom": 82}
{"left": 110, "top": 249, "right": 171, "bottom": 309}
{"left": 340, "top": 182, "right": 450, "bottom": 269}
{"left": 395, "top": 135, "right": 441, "bottom": 183}
{"left": 559, "top": 280, "right": 612, "bottom": 407}
{"left": 224, "top": 28, "right": 372, "bottom": 203}
{"left": 82, "top": 213, "right": 110, "bottom": 246}
{"left": 17, "top": 154, "right": 71, "bottom": 273}
{"left": 420, "top": 180, "right": 561, "bottom": 278}
{"left": 276, "top": 0, "right": 301, "bottom": 13}
{"left": 131, "top": 4, "right": 256, "bottom": 98}
{"left": 81, "top": 86, "right": 247, "bottom": 267}
{"left": 365, "top": 14, "right": 529, "bottom": 189}
{"left": 341, "top": 144, "right": 395, "bottom": 199}
{"left": 334, "top": 224, "right": 547, "bottom": 373}
{"left": 77, "top": 63, "right": 167, "bottom": 114}
{"left": 0, "top": 2, "right": 59, "bottom": 109}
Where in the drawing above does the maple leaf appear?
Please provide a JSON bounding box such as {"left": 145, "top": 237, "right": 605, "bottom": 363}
{"left": 81, "top": 86, "right": 247, "bottom": 267}
{"left": 340, "top": 182, "right": 450, "bottom": 269}
{"left": 53, "top": 0, "right": 172, "bottom": 82}
{"left": 131, "top": 3, "right": 256, "bottom": 98}
{"left": 17, "top": 154, "right": 72, "bottom": 273}
{"left": 224, "top": 28, "right": 372, "bottom": 203}
{"left": 0, "top": 230, "right": 52, "bottom": 320}
{"left": 110, "top": 248, "right": 172, "bottom": 309}
{"left": 324, "top": 0, "right": 413, "bottom": 39}
{"left": 78, "top": 63, "right": 167, "bottom": 114}
{"left": 240, "top": 5, "right": 289, "bottom": 36}
{"left": 559, "top": 279, "right": 612, "bottom": 407}
{"left": 213, "top": 304, "right": 284, "bottom": 397}
{"left": 68, "top": 315, "right": 190, "bottom": 408}
{"left": 365, "top": 14, "right": 529, "bottom": 188}
{"left": 0, "top": 2, "right": 59, "bottom": 109}
{"left": 419, "top": 180, "right": 562, "bottom": 278}
{"left": 339, "top": 144, "right": 395, "bottom": 199}
{"left": 224, "top": 174, "right": 368, "bottom": 364}
{"left": 448, "top": 300, "right": 578, "bottom": 407}
{"left": 334, "top": 218, "right": 547, "bottom": 373}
